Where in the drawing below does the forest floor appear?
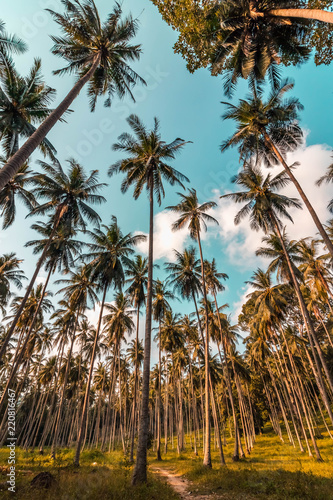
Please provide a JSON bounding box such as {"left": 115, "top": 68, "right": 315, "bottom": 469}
{"left": 0, "top": 429, "right": 333, "bottom": 499}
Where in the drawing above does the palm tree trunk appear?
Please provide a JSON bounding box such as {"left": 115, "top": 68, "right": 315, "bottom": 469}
{"left": 156, "top": 320, "right": 162, "bottom": 460}
{"left": 132, "top": 175, "right": 154, "bottom": 485}
{"left": 197, "top": 232, "right": 211, "bottom": 468}
{"left": 272, "top": 215, "right": 333, "bottom": 439}
{"left": 74, "top": 283, "right": 107, "bottom": 466}
{"left": 130, "top": 305, "right": 140, "bottom": 462}
{"left": 0, "top": 54, "right": 102, "bottom": 190}
{"left": 0, "top": 267, "right": 53, "bottom": 411}
{"left": 264, "top": 131, "right": 333, "bottom": 259}
{"left": 267, "top": 9, "right": 333, "bottom": 23}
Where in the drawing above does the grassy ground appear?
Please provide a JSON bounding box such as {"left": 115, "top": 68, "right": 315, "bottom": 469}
{"left": 0, "top": 428, "right": 332, "bottom": 499}
{"left": 149, "top": 428, "right": 333, "bottom": 499}
{"left": 0, "top": 448, "right": 178, "bottom": 500}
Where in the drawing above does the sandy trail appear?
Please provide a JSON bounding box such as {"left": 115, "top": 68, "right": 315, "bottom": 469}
{"left": 151, "top": 466, "right": 216, "bottom": 499}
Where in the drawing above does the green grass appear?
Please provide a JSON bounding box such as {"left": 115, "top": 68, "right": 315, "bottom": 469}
{"left": 0, "top": 447, "right": 178, "bottom": 500}
{"left": 148, "top": 428, "right": 333, "bottom": 499}
{"left": 1, "top": 428, "right": 333, "bottom": 499}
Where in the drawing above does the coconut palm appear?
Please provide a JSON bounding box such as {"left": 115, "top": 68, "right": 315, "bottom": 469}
{"left": 0, "top": 58, "right": 56, "bottom": 158}
{"left": 222, "top": 163, "right": 333, "bottom": 440}
{"left": 0, "top": 0, "right": 145, "bottom": 190}
{"left": 212, "top": 0, "right": 317, "bottom": 93}
{"left": 124, "top": 255, "right": 148, "bottom": 462}
{"left": 0, "top": 160, "right": 37, "bottom": 229}
{"left": 0, "top": 20, "right": 27, "bottom": 74}
{"left": 109, "top": 114, "right": 189, "bottom": 484}
{"left": 167, "top": 188, "right": 218, "bottom": 467}
{"left": 74, "top": 218, "right": 145, "bottom": 466}
{"left": 221, "top": 79, "right": 333, "bottom": 259}
{"left": 152, "top": 279, "right": 176, "bottom": 460}
{"left": 0, "top": 159, "right": 105, "bottom": 362}
{"left": 0, "top": 253, "right": 26, "bottom": 315}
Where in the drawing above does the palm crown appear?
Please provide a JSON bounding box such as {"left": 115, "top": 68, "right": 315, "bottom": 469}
{"left": 30, "top": 158, "right": 106, "bottom": 231}
{"left": 221, "top": 80, "right": 304, "bottom": 166}
{"left": 0, "top": 58, "right": 56, "bottom": 157}
{"left": 109, "top": 114, "right": 189, "bottom": 205}
{"left": 212, "top": 1, "right": 311, "bottom": 95}
{"left": 222, "top": 164, "right": 302, "bottom": 233}
{"left": 48, "top": 0, "right": 145, "bottom": 111}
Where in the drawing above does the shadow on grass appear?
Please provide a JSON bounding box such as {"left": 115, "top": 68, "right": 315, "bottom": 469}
{"left": 186, "top": 465, "right": 333, "bottom": 500}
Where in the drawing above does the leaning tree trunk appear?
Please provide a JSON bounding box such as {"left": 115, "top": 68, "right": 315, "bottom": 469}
{"left": 272, "top": 215, "right": 333, "bottom": 443}
{"left": 267, "top": 8, "right": 333, "bottom": 23}
{"left": 132, "top": 176, "right": 154, "bottom": 485}
{"left": 0, "top": 266, "right": 53, "bottom": 412}
{"left": 197, "top": 232, "right": 212, "bottom": 468}
{"left": 0, "top": 204, "right": 67, "bottom": 362}
{"left": 74, "top": 284, "right": 107, "bottom": 466}
{"left": 0, "top": 54, "right": 101, "bottom": 190}
{"left": 264, "top": 131, "right": 333, "bottom": 260}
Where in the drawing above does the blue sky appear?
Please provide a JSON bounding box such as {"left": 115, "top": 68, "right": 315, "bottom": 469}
{"left": 2, "top": 0, "right": 333, "bottom": 359}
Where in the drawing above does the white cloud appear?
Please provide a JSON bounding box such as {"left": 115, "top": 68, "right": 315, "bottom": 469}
{"left": 213, "top": 141, "right": 332, "bottom": 270}
{"left": 135, "top": 210, "right": 189, "bottom": 261}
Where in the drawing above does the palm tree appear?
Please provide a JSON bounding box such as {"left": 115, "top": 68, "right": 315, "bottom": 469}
{"left": 222, "top": 163, "right": 333, "bottom": 441}
{"left": 0, "top": 160, "right": 37, "bottom": 229}
{"left": 167, "top": 188, "right": 218, "bottom": 467}
{"left": 212, "top": 1, "right": 324, "bottom": 93}
{"left": 152, "top": 279, "right": 175, "bottom": 460}
{"left": 125, "top": 255, "right": 148, "bottom": 462}
{"left": 103, "top": 292, "right": 135, "bottom": 455}
{"left": 0, "top": 159, "right": 105, "bottom": 361}
{"left": 0, "top": 253, "right": 26, "bottom": 316}
{"left": 109, "top": 114, "right": 189, "bottom": 484}
{"left": 0, "top": 20, "right": 27, "bottom": 74}
{"left": 0, "top": 58, "right": 56, "bottom": 157}
{"left": 221, "top": 79, "right": 333, "bottom": 259}
{"left": 0, "top": 0, "right": 145, "bottom": 190}
{"left": 165, "top": 247, "right": 202, "bottom": 323}
{"left": 74, "top": 218, "right": 145, "bottom": 466}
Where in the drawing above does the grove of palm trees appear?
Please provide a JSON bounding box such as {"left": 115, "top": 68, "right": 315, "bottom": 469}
{"left": 0, "top": 1, "right": 333, "bottom": 499}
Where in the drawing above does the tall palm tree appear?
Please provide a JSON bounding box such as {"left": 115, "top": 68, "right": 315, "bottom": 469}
{"left": 152, "top": 279, "right": 175, "bottom": 460}
{"left": 222, "top": 163, "right": 333, "bottom": 439}
{"left": 0, "top": 58, "right": 56, "bottom": 157}
{"left": 0, "top": 20, "right": 27, "bottom": 74}
{"left": 0, "top": 159, "right": 105, "bottom": 361}
{"left": 165, "top": 247, "right": 202, "bottom": 323}
{"left": 109, "top": 114, "right": 189, "bottom": 484}
{"left": 74, "top": 218, "right": 145, "bottom": 466}
{"left": 167, "top": 188, "right": 218, "bottom": 467}
{"left": 0, "top": 253, "right": 26, "bottom": 316}
{"left": 0, "top": 0, "right": 145, "bottom": 190}
{"left": 221, "top": 80, "right": 333, "bottom": 259}
{"left": 0, "top": 160, "right": 37, "bottom": 229}
{"left": 125, "top": 255, "right": 148, "bottom": 462}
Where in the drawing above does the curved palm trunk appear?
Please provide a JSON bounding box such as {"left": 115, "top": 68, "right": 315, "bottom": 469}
{"left": 130, "top": 305, "right": 140, "bottom": 463}
{"left": 197, "top": 233, "right": 211, "bottom": 468}
{"left": 0, "top": 54, "right": 101, "bottom": 190}
{"left": 264, "top": 132, "right": 333, "bottom": 260}
{"left": 267, "top": 9, "right": 333, "bottom": 23}
{"left": 272, "top": 215, "right": 333, "bottom": 443}
{"left": 132, "top": 177, "right": 154, "bottom": 485}
{"left": 74, "top": 284, "right": 107, "bottom": 466}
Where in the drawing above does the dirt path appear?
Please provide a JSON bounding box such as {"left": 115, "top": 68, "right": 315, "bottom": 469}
{"left": 151, "top": 466, "right": 216, "bottom": 499}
